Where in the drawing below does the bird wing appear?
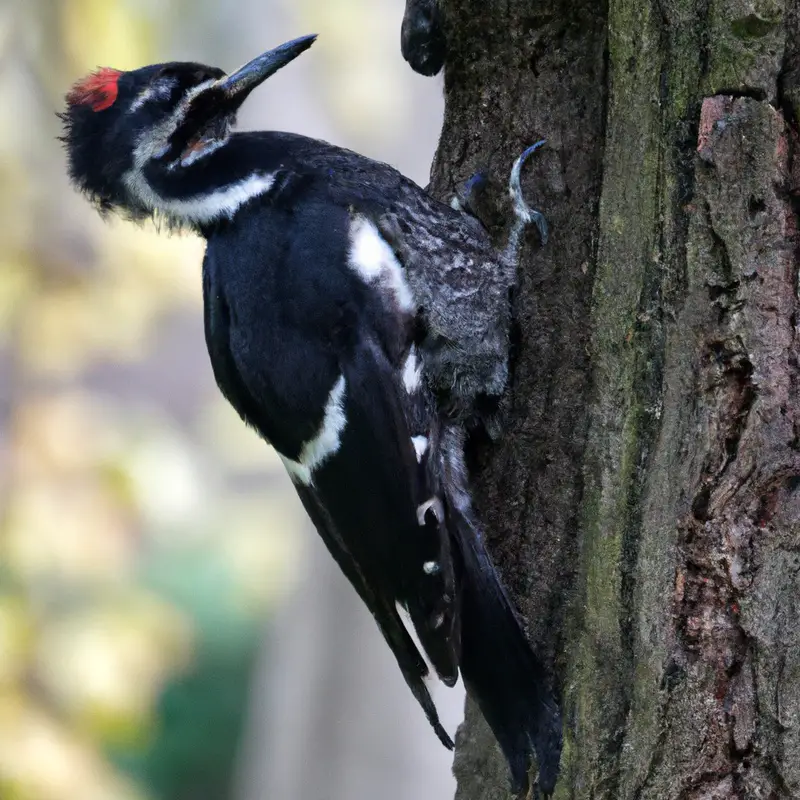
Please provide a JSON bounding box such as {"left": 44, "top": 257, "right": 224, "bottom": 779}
{"left": 202, "top": 223, "right": 461, "bottom": 737}
{"left": 293, "top": 336, "right": 459, "bottom": 677}
{"left": 255, "top": 133, "right": 514, "bottom": 404}
{"left": 242, "top": 335, "right": 459, "bottom": 740}
{"left": 292, "top": 480, "right": 454, "bottom": 749}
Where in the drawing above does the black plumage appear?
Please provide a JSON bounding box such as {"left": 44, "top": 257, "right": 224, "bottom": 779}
{"left": 61, "top": 35, "right": 561, "bottom": 796}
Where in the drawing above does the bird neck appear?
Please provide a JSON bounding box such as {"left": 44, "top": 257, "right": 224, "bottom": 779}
{"left": 122, "top": 134, "right": 278, "bottom": 230}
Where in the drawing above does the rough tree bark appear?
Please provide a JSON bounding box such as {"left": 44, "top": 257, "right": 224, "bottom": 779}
{"left": 428, "top": 2, "right": 800, "bottom": 798}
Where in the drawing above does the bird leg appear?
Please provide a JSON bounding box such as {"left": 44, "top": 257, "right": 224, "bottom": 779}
{"left": 504, "top": 140, "right": 548, "bottom": 261}
{"left": 450, "top": 171, "right": 488, "bottom": 219}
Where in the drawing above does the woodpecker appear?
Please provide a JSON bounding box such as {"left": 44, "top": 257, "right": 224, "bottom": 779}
{"left": 61, "top": 35, "right": 561, "bottom": 796}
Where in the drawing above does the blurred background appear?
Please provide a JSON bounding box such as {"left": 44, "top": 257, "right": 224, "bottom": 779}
{"left": 0, "top": 1, "right": 461, "bottom": 798}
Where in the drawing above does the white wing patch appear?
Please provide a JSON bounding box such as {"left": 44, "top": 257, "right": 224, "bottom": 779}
{"left": 411, "top": 435, "right": 428, "bottom": 462}
{"left": 280, "top": 375, "right": 347, "bottom": 486}
{"left": 402, "top": 345, "right": 423, "bottom": 393}
{"left": 416, "top": 496, "right": 444, "bottom": 527}
{"left": 348, "top": 215, "right": 415, "bottom": 313}
{"left": 396, "top": 602, "right": 440, "bottom": 687}
{"left": 395, "top": 602, "right": 461, "bottom": 738}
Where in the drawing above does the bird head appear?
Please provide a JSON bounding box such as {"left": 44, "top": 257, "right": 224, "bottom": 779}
{"left": 61, "top": 34, "right": 316, "bottom": 218}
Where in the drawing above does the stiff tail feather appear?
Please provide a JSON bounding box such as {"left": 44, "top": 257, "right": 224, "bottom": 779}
{"left": 454, "top": 504, "right": 562, "bottom": 796}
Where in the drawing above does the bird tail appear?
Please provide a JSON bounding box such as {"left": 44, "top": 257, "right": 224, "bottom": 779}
{"left": 455, "top": 506, "right": 562, "bottom": 796}
{"left": 439, "top": 429, "right": 562, "bottom": 797}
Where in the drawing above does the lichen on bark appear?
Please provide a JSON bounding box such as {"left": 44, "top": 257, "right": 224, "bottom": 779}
{"left": 430, "top": 2, "right": 800, "bottom": 798}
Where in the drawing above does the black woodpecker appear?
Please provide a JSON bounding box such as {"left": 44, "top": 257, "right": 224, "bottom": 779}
{"left": 60, "top": 34, "right": 561, "bottom": 797}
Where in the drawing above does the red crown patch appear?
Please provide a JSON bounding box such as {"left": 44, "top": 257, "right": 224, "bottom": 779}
{"left": 66, "top": 68, "right": 123, "bottom": 112}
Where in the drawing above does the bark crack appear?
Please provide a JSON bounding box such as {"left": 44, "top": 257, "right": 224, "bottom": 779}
{"left": 668, "top": 92, "right": 800, "bottom": 798}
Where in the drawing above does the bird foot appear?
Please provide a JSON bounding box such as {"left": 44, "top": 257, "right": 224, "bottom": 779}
{"left": 509, "top": 140, "right": 548, "bottom": 245}
{"left": 502, "top": 141, "right": 548, "bottom": 262}
{"left": 450, "top": 171, "right": 489, "bottom": 219}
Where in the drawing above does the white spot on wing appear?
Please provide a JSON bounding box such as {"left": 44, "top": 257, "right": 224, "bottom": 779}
{"left": 280, "top": 375, "right": 347, "bottom": 486}
{"left": 396, "top": 602, "right": 440, "bottom": 687}
{"left": 417, "top": 496, "right": 443, "bottom": 526}
{"left": 402, "top": 346, "right": 423, "bottom": 393}
{"left": 395, "top": 606, "right": 464, "bottom": 736}
{"left": 348, "top": 215, "right": 415, "bottom": 313}
{"left": 423, "top": 560, "right": 440, "bottom": 575}
{"left": 411, "top": 435, "right": 428, "bottom": 462}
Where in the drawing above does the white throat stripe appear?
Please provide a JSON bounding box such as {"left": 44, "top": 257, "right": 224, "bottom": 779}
{"left": 123, "top": 170, "right": 276, "bottom": 226}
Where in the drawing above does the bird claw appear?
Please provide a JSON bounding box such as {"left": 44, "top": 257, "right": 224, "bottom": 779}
{"left": 451, "top": 171, "right": 489, "bottom": 219}
{"left": 503, "top": 140, "right": 548, "bottom": 259}
{"left": 527, "top": 209, "right": 549, "bottom": 247}
{"left": 509, "top": 140, "right": 548, "bottom": 242}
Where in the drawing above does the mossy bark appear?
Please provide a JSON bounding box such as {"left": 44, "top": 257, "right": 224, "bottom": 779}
{"left": 430, "top": 2, "right": 800, "bottom": 798}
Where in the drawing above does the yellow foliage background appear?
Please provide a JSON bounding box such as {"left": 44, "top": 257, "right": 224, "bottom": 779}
{"left": 0, "top": 1, "right": 441, "bottom": 797}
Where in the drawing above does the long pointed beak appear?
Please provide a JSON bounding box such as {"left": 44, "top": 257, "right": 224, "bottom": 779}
{"left": 215, "top": 34, "right": 317, "bottom": 101}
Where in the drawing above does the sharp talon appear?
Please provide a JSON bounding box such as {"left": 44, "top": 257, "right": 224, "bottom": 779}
{"left": 510, "top": 141, "right": 546, "bottom": 223}
{"left": 506, "top": 140, "right": 548, "bottom": 253}
{"left": 463, "top": 171, "right": 488, "bottom": 199}
{"left": 531, "top": 210, "right": 549, "bottom": 245}
{"left": 451, "top": 171, "right": 488, "bottom": 216}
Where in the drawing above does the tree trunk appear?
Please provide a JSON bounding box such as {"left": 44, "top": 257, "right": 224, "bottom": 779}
{"left": 430, "top": 2, "right": 800, "bottom": 798}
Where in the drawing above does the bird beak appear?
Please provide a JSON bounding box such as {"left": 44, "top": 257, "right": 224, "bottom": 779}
{"left": 214, "top": 34, "right": 317, "bottom": 104}
{"left": 175, "top": 35, "right": 316, "bottom": 168}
